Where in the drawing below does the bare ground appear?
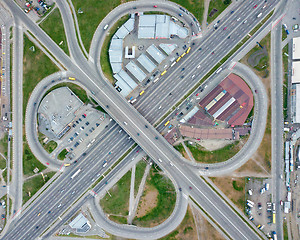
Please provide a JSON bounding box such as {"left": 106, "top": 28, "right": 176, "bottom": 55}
{"left": 135, "top": 184, "right": 158, "bottom": 218}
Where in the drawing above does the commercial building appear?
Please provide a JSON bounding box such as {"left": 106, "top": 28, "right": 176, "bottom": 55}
{"left": 138, "top": 14, "right": 188, "bottom": 39}
{"left": 137, "top": 54, "right": 156, "bottom": 73}
{"left": 38, "top": 87, "right": 83, "bottom": 138}
{"left": 199, "top": 74, "right": 253, "bottom": 126}
{"left": 125, "top": 61, "right": 147, "bottom": 82}
{"left": 292, "top": 61, "right": 300, "bottom": 84}
{"left": 292, "top": 37, "right": 300, "bottom": 60}
{"left": 114, "top": 69, "right": 138, "bottom": 96}
{"left": 146, "top": 44, "right": 166, "bottom": 64}
{"left": 69, "top": 213, "right": 91, "bottom": 233}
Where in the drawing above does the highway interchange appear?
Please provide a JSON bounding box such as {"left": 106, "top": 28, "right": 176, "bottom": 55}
{"left": 0, "top": 0, "right": 290, "bottom": 239}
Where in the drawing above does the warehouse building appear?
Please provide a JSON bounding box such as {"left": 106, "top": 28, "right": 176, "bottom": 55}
{"left": 69, "top": 213, "right": 91, "bottom": 233}
{"left": 114, "top": 69, "right": 138, "bottom": 96}
{"left": 199, "top": 74, "right": 253, "bottom": 126}
{"left": 125, "top": 61, "right": 147, "bottom": 82}
{"left": 138, "top": 14, "right": 188, "bottom": 39}
{"left": 292, "top": 61, "right": 300, "bottom": 84}
{"left": 137, "top": 54, "right": 156, "bottom": 73}
{"left": 38, "top": 87, "right": 83, "bottom": 138}
{"left": 292, "top": 37, "right": 300, "bottom": 60}
{"left": 146, "top": 44, "right": 166, "bottom": 64}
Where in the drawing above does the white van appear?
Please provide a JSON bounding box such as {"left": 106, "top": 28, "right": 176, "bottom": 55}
{"left": 257, "top": 13, "right": 262, "bottom": 18}
{"left": 248, "top": 189, "right": 253, "bottom": 195}
{"left": 158, "top": 158, "right": 162, "bottom": 163}
{"left": 104, "top": 24, "right": 109, "bottom": 30}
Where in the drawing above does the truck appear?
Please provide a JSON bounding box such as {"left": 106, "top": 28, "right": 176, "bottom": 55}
{"left": 265, "top": 183, "right": 270, "bottom": 191}
{"left": 71, "top": 169, "right": 81, "bottom": 179}
{"left": 102, "top": 161, "right": 108, "bottom": 168}
{"left": 287, "top": 191, "right": 292, "bottom": 202}
{"left": 273, "top": 231, "right": 277, "bottom": 240}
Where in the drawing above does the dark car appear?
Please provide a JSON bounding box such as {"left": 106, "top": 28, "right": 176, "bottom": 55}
{"left": 189, "top": 186, "right": 192, "bottom": 190}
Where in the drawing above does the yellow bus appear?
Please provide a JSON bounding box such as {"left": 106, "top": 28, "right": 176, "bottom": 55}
{"left": 68, "top": 77, "right": 76, "bottom": 81}
{"left": 176, "top": 56, "right": 181, "bottom": 62}
{"left": 181, "top": 52, "right": 186, "bottom": 57}
{"left": 64, "top": 163, "right": 71, "bottom": 167}
{"left": 164, "top": 120, "right": 170, "bottom": 126}
{"left": 161, "top": 70, "right": 167, "bottom": 76}
{"left": 272, "top": 213, "right": 276, "bottom": 224}
{"left": 186, "top": 47, "right": 191, "bottom": 54}
{"left": 139, "top": 90, "right": 145, "bottom": 96}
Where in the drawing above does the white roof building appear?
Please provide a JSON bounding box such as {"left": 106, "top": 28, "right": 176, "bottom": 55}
{"left": 126, "top": 61, "right": 147, "bottom": 82}
{"left": 292, "top": 37, "right": 300, "bottom": 60}
{"left": 159, "top": 43, "right": 177, "bottom": 55}
{"left": 292, "top": 61, "right": 300, "bottom": 84}
{"left": 146, "top": 44, "right": 166, "bottom": 64}
{"left": 137, "top": 54, "right": 156, "bottom": 73}
{"left": 69, "top": 213, "right": 91, "bottom": 233}
{"left": 295, "top": 84, "right": 300, "bottom": 123}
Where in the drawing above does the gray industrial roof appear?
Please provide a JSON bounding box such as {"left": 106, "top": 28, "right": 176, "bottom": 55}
{"left": 109, "top": 38, "right": 123, "bottom": 73}
{"left": 139, "top": 15, "right": 156, "bottom": 27}
{"left": 115, "top": 25, "right": 129, "bottom": 39}
{"left": 114, "top": 74, "right": 132, "bottom": 97}
{"left": 126, "top": 61, "right": 147, "bottom": 82}
{"left": 117, "top": 69, "right": 138, "bottom": 89}
{"left": 137, "top": 54, "right": 156, "bottom": 73}
{"left": 110, "top": 63, "right": 122, "bottom": 73}
{"left": 293, "top": 37, "right": 300, "bottom": 60}
{"left": 159, "top": 43, "right": 177, "bottom": 55}
{"left": 138, "top": 14, "right": 188, "bottom": 39}
{"left": 170, "top": 21, "right": 188, "bottom": 38}
{"left": 69, "top": 213, "right": 91, "bottom": 233}
{"left": 138, "top": 27, "right": 155, "bottom": 39}
{"left": 146, "top": 44, "right": 166, "bottom": 64}
{"left": 38, "top": 87, "right": 83, "bottom": 137}
{"left": 124, "top": 18, "right": 135, "bottom": 32}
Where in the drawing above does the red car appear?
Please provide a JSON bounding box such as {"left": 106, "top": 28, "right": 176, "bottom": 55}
{"left": 223, "top": 27, "right": 227, "bottom": 30}
{"left": 46, "top": 162, "right": 49, "bottom": 165}
{"left": 153, "top": 5, "right": 157, "bottom": 8}
{"left": 254, "top": 4, "right": 257, "bottom": 8}
{"left": 196, "top": 93, "right": 199, "bottom": 96}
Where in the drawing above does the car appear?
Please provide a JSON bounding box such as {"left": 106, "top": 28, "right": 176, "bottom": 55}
{"left": 72, "top": 124, "right": 76, "bottom": 128}
{"left": 91, "top": 127, "right": 95, "bottom": 131}
{"left": 80, "top": 126, "right": 84, "bottom": 130}
{"left": 96, "top": 123, "right": 100, "bottom": 127}
{"left": 36, "top": 226, "right": 39, "bottom": 229}
{"left": 254, "top": 4, "right": 257, "bottom": 8}
{"left": 228, "top": 36, "right": 231, "bottom": 39}
{"left": 223, "top": 27, "right": 227, "bottom": 30}
{"left": 85, "top": 122, "right": 90, "bottom": 126}
{"left": 189, "top": 186, "right": 192, "bottom": 190}
{"left": 196, "top": 93, "right": 199, "bottom": 96}
{"left": 198, "top": 47, "right": 202, "bottom": 51}
{"left": 82, "top": 114, "right": 86, "bottom": 118}
{"left": 211, "top": 51, "right": 214, "bottom": 55}
{"left": 153, "top": 5, "right": 157, "bottom": 8}
{"left": 79, "top": 118, "right": 82, "bottom": 122}
{"left": 179, "top": 187, "right": 182, "bottom": 191}
{"left": 243, "top": 20, "right": 248, "bottom": 24}
{"left": 46, "top": 162, "right": 49, "bottom": 165}
{"left": 258, "top": 203, "right": 262, "bottom": 209}
{"left": 74, "top": 160, "right": 78, "bottom": 164}
{"left": 231, "top": 10, "right": 234, "bottom": 14}
{"left": 181, "top": 68, "right": 185, "bottom": 71}
{"left": 179, "top": 13, "right": 183, "bottom": 17}
{"left": 76, "top": 120, "right": 79, "bottom": 124}
{"left": 237, "top": 17, "right": 241, "bottom": 21}
{"left": 48, "top": 211, "right": 51, "bottom": 214}
{"left": 37, "top": 212, "right": 41, "bottom": 216}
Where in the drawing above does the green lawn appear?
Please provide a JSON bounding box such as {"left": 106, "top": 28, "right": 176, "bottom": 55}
{"left": 23, "top": 143, "right": 47, "bottom": 176}
{"left": 72, "top": 0, "right": 132, "bottom": 52}
{"left": 0, "top": 134, "right": 8, "bottom": 158}
{"left": 100, "top": 170, "right": 131, "bottom": 216}
{"left": 23, "top": 171, "right": 56, "bottom": 204}
{"left": 57, "top": 149, "right": 68, "bottom": 160}
{"left": 282, "top": 26, "right": 287, "bottom": 41}
{"left": 170, "top": 0, "right": 205, "bottom": 23}
{"left": 44, "top": 140, "right": 58, "bottom": 153}
{"left": 0, "top": 155, "right": 6, "bottom": 170}
{"left": 23, "top": 35, "right": 59, "bottom": 120}
{"left": 283, "top": 220, "right": 288, "bottom": 240}
{"left": 186, "top": 141, "right": 240, "bottom": 163}
{"left": 100, "top": 15, "right": 130, "bottom": 83}
{"left": 133, "top": 166, "right": 176, "bottom": 227}
{"left": 207, "top": 0, "right": 231, "bottom": 24}
{"left": 174, "top": 143, "right": 185, "bottom": 157}
{"left": 134, "top": 161, "right": 147, "bottom": 196}
{"left": 39, "top": 8, "right": 69, "bottom": 55}
{"left": 282, "top": 44, "right": 289, "bottom": 119}
{"left": 44, "top": 82, "right": 89, "bottom": 104}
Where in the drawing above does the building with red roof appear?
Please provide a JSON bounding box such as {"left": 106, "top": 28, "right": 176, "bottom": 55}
{"left": 199, "top": 74, "right": 253, "bottom": 126}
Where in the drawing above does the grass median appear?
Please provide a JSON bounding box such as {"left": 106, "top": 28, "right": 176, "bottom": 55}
{"left": 39, "top": 8, "right": 69, "bottom": 55}
{"left": 23, "top": 34, "right": 59, "bottom": 121}
{"left": 23, "top": 171, "right": 56, "bottom": 204}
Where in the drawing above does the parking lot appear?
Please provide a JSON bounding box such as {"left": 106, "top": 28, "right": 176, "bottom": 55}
{"left": 55, "top": 106, "right": 110, "bottom": 160}
{"left": 246, "top": 178, "right": 274, "bottom": 237}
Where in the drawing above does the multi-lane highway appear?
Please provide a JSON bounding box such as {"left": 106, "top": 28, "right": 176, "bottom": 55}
{"left": 1, "top": 0, "right": 284, "bottom": 239}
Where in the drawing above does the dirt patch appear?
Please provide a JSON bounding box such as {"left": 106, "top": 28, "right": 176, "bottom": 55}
{"left": 234, "top": 158, "right": 270, "bottom": 177}
{"left": 198, "top": 139, "right": 235, "bottom": 151}
{"left": 136, "top": 184, "right": 158, "bottom": 218}
{"left": 210, "top": 177, "right": 245, "bottom": 211}
{"left": 199, "top": 215, "right": 225, "bottom": 240}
